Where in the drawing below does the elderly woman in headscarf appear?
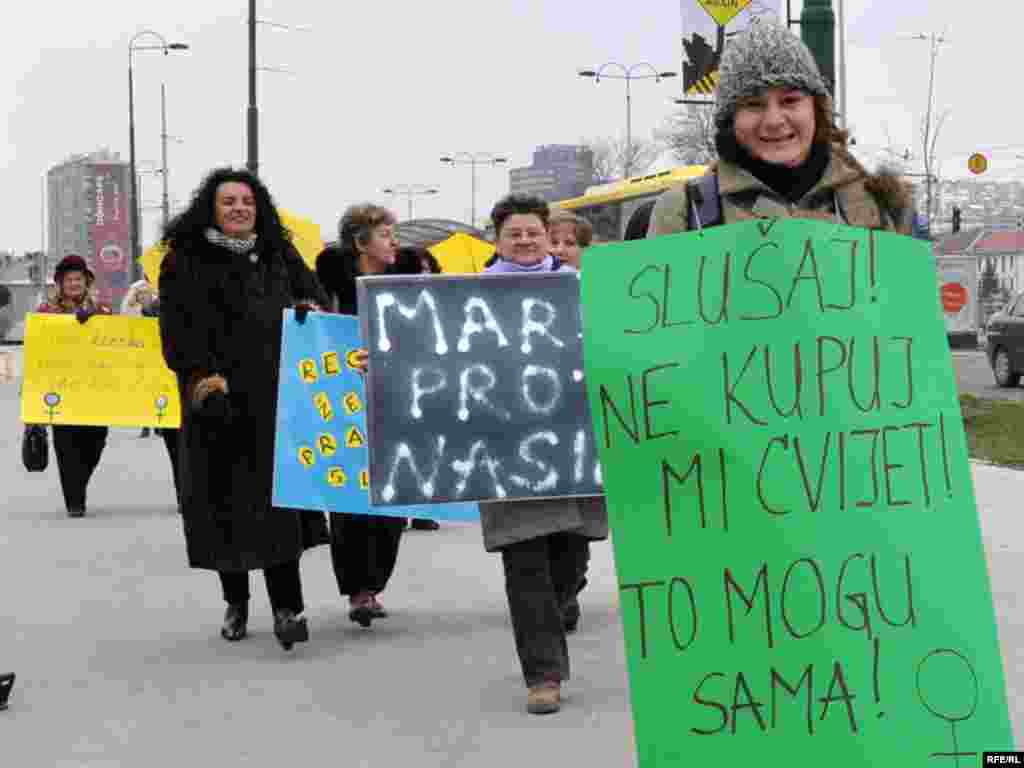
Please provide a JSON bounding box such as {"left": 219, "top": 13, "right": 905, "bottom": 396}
{"left": 158, "top": 167, "right": 329, "bottom": 651}
{"left": 34, "top": 254, "right": 112, "bottom": 517}
{"left": 649, "top": 20, "right": 913, "bottom": 237}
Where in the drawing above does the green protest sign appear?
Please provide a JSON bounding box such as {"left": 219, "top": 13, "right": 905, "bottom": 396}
{"left": 581, "top": 220, "right": 1013, "bottom": 766}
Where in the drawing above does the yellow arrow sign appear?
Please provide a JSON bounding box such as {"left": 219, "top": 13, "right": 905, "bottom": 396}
{"left": 695, "top": 0, "right": 751, "bottom": 26}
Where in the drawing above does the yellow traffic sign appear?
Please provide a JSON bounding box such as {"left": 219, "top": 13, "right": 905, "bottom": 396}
{"left": 968, "top": 153, "right": 988, "bottom": 175}
{"left": 696, "top": 0, "right": 751, "bottom": 26}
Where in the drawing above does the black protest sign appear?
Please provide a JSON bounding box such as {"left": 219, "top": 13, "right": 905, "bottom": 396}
{"left": 357, "top": 272, "right": 603, "bottom": 505}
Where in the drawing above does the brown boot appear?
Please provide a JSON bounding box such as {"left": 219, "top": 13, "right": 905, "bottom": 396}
{"left": 527, "top": 681, "right": 561, "bottom": 715}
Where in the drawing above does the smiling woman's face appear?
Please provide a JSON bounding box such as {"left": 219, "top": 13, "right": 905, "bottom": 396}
{"left": 733, "top": 88, "right": 815, "bottom": 168}
{"left": 214, "top": 182, "right": 257, "bottom": 237}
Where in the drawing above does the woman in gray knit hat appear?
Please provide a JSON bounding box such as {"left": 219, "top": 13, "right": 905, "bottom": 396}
{"left": 649, "top": 19, "right": 913, "bottom": 234}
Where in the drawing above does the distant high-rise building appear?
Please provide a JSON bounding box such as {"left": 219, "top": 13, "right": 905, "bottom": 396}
{"left": 509, "top": 145, "right": 595, "bottom": 202}
{"left": 47, "top": 149, "right": 133, "bottom": 310}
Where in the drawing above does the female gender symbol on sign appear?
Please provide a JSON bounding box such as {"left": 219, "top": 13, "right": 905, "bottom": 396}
{"left": 916, "top": 648, "right": 979, "bottom": 766}
{"left": 43, "top": 392, "right": 61, "bottom": 421}
{"left": 154, "top": 395, "right": 169, "bottom": 423}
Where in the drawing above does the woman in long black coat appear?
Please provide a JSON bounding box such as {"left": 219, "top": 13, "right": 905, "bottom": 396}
{"left": 158, "top": 167, "right": 329, "bottom": 651}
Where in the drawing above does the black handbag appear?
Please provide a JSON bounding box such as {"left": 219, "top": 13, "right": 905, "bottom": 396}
{"left": 22, "top": 425, "right": 48, "bottom": 472}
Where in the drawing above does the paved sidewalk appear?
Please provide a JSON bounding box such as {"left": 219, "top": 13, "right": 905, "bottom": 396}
{"left": 1, "top": 348, "right": 1021, "bottom": 765}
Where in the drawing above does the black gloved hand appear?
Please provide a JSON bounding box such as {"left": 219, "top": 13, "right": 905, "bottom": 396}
{"left": 141, "top": 299, "right": 160, "bottom": 318}
{"left": 293, "top": 301, "right": 320, "bottom": 325}
{"left": 75, "top": 306, "right": 97, "bottom": 324}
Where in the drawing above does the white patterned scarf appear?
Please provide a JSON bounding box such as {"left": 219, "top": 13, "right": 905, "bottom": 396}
{"left": 205, "top": 227, "right": 258, "bottom": 255}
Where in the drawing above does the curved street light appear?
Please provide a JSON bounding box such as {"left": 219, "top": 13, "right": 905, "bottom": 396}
{"left": 128, "top": 30, "right": 189, "bottom": 280}
{"left": 578, "top": 62, "right": 676, "bottom": 179}
{"left": 382, "top": 184, "right": 440, "bottom": 221}
{"left": 439, "top": 152, "right": 507, "bottom": 227}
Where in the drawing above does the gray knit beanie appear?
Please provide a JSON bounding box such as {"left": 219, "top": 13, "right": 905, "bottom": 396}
{"left": 714, "top": 19, "right": 829, "bottom": 130}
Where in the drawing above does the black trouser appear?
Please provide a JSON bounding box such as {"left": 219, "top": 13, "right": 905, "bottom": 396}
{"left": 51, "top": 425, "right": 108, "bottom": 512}
{"left": 329, "top": 513, "right": 404, "bottom": 596}
{"left": 157, "top": 428, "right": 181, "bottom": 503}
{"left": 218, "top": 560, "right": 303, "bottom": 614}
{"left": 564, "top": 540, "right": 592, "bottom": 617}
{"left": 501, "top": 532, "right": 591, "bottom": 688}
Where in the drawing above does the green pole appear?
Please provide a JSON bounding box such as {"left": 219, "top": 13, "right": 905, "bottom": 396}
{"left": 800, "top": 0, "right": 836, "bottom": 94}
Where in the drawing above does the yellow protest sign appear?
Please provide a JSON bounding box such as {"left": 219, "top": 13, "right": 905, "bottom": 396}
{"left": 696, "top": 0, "right": 751, "bottom": 26}
{"left": 21, "top": 314, "right": 181, "bottom": 428}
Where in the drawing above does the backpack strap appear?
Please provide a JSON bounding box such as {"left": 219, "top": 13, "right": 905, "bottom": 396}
{"left": 686, "top": 173, "right": 722, "bottom": 231}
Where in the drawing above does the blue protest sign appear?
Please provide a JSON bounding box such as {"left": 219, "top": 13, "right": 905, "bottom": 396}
{"left": 272, "top": 310, "right": 479, "bottom": 522}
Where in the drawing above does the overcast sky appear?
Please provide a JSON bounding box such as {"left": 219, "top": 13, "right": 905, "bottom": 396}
{"left": 2, "top": 0, "right": 1019, "bottom": 254}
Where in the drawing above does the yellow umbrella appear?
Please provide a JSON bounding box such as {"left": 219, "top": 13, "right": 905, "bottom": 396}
{"left": 277, "top": 209, "right": 325, "bottom": 272}
{"left": 139, "top": 208, "right": 326, "bottom": 285}
{"left": 428, "top": 232, "right": 495, "bottom": 274}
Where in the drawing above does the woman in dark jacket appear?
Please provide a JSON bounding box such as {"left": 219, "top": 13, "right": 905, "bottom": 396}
{"left": 158, "top": 167, "right": 329, "bottom": 651}
{"left": 35, "top": 254, "right": 112, "bottom": 518}
{"left": 315, "top": 203, "right": 406, "bottom": 627}
{"left": 648, "top": 20, "right": 913, "bottom": 237}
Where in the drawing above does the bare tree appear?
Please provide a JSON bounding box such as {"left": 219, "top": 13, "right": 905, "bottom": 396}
{"left": 582, "top": 136, "right": 661, "bottom": 182}
{"left": 655, "top": 104, "right": 717, "bottom": 164}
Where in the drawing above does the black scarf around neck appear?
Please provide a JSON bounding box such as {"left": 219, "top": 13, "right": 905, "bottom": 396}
{"left": 716, "top": 130, "right": 830, "bottom": 204}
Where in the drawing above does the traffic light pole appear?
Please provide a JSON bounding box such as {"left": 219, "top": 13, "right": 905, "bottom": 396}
{"left": 800, "top": 0, "right": 836, "bottom": 93}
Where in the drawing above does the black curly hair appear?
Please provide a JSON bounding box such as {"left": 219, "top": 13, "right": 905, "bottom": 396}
{"left": 163, "top": 167, "right": 290, "bottom": 254}
{"left": 490, "top": 193, "right": 550, "bottom": 236}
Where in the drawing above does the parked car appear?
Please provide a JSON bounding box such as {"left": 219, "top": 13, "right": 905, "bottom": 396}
{"left": 985, "top": 291, "right": 1024, "bottom": 387}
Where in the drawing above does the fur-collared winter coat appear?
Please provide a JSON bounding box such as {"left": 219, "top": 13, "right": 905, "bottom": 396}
{"left": 36, "top": 287, "right": 111, "bottom": 316}
{"left": 477, "top": 257, "right": 608, "bottom": 552}
{"left": 159, "top": 237, "right": 329, "bottom": 571}
{"left": 648, "top": 143, "right": 914, "bottom": 236}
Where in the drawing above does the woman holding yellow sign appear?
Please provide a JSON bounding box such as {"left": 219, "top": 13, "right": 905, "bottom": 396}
{"left": 35, "top": 254, "right": 111, "bottom": 518}
{"left": 158, "top": 168, "right": 329, "bottom": 651}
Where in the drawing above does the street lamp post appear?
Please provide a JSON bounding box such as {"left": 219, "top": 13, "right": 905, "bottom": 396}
{"left": 158, "top": 83, "right": 185, "bottom": 231}
{"left": 128, "top": 31, "right": 188, "bottom": 282}
{"left": 439, "top": 153, "right": 507, "bottom": 227}
{"left": 577, "top": 63, "right": 677, "bottom": 179}
{"left": 248, "top": 0, "right": 258, "bottom": 174}
{"left": 906, "top": 32, "right": 948, "bottom": 231}
{"left": 382, "top": 184, "right": 440, "bottom": 221}
{"left": 800, "top": 0, "right": 836, "bottom": 93}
